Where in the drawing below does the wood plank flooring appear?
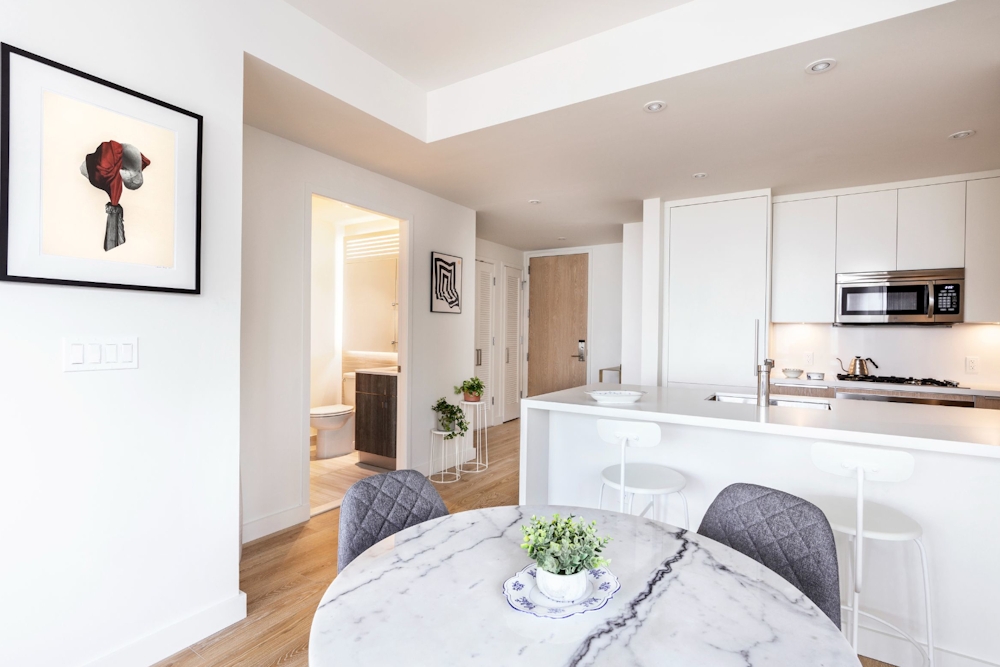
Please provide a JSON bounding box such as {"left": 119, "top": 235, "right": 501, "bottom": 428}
{"left": 308, "top": 450, "right": 382, "bottom": 515}
{"left": 155, "top": 419, "right": 890, "bottom": 667}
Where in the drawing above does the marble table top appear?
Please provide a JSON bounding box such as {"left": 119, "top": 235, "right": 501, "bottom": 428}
{"left": 310, "top": 505, "right": 860, "bottom": 666}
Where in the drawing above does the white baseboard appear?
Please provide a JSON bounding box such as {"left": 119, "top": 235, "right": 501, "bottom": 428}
{"left": 83, "top": 592, "right": 247, "bottom": 667}
{"left": 859, "top": 624, "right": 997, "bottom": 667}
{"left": 242, "top": 503, "right": 310, "bottom": 543}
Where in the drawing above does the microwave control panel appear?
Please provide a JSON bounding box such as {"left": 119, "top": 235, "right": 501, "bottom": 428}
{"left": 935, "top": 283, "right": 961, "bottom": 314}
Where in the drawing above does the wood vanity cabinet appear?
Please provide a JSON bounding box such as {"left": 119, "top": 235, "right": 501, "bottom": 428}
{"left": 355, "top": 372, "right": 397, "bottom": 461}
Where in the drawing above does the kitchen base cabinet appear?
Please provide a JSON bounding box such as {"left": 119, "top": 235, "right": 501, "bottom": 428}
{"left": 355, "top": 372, "right": 397, "bottom": 469}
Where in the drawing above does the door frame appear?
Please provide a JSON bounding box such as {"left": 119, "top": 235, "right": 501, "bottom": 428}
{"left": 303, "top": 190, "right": 414, "bottom": 505}
{"left": 522, "top": 246, "right": 596, "bottom": 398}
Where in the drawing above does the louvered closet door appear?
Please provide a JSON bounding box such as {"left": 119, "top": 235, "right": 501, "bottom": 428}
{"left": 474, "top": 260, "right": 495, "bottom": 410}
{"left": 502, "top": 266, "right": 523, "bottom": 422}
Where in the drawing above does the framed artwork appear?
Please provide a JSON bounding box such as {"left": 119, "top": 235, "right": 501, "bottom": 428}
{"left": 430, "top": 251, "right": 462, "bottom": 314}
{"left": 1, "top": 43, "right": 202, "bottom": 293}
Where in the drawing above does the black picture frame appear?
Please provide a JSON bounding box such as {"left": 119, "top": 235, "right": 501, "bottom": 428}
{"left": 1, "top": 43, "right": 203, "bottom": 294}
{"left": 430, "top": 251, "right": 462, "bottom": 314}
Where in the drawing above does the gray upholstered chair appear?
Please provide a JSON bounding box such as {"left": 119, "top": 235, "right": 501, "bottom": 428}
{"left": 698, "top": 483, "right": 841, "bottom": 627}
{"left": 338, "top": 469, "right": 449, "bottom": 572}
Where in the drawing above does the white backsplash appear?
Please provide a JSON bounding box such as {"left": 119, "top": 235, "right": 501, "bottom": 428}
{"left": 771, "top": 323, "right": 1000, "bottom": 389}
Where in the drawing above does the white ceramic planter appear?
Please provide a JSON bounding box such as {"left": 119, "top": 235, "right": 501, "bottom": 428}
{"left": 535, "top": 567, "right": 588, "bottom": 603}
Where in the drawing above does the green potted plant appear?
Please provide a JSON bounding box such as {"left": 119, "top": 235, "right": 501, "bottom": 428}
{"left": 432, "top": 398, "right": 470, "bottom": 440}
{"left": 454, "top": 377, "right": 485, "bottom": 402}
{"left": 521, "top": 514, "right": 611, "bottom": 602}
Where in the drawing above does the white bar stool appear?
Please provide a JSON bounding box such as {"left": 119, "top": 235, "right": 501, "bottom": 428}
{"left": 428, "top": 430, "right": 460, "bottom": 484}
{"left": 811, "top": 442, "right": 933, "bottom": 666}
{"left": 595, "top": 419, "right": 689, "bottom": 529}
{"left": 458, "top": 400, "right": 489, "bottom": 473}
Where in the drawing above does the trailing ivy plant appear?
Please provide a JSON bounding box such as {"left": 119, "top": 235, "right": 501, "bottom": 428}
{"left": 432, "top": 398, "right": 470, "bottom": 440}
{"left": 520, "top": 514, "right": 611, "bottom": 575}
{"left": 454, "top": 377, "right": 486, "bottom": 397}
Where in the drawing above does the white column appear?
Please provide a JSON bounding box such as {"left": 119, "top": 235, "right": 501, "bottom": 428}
{"left": 621, "top": 222, "right": 643, "bottom": 384}
{"left": 640, "top": 199, "right": 662, "bottom": 386}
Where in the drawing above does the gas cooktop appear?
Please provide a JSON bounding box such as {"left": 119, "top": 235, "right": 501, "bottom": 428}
{"left": 836, "top": 374, "right": 960, "bottom": 388}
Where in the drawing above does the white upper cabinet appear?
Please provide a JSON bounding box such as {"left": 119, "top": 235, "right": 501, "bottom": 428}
{"left": 965, "top": 177, "right": 1000, "bottom": 323}
{"left": 897, "top": 181, "right": 967, "bottom": 270}
{"left": 836, "top": 190, "right": 897, "bottom": 273}
{"left": 772, "top": 198, "right": 837, "bottom": 323}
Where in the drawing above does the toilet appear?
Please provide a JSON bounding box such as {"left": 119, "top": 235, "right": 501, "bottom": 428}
{"left": 310, "top": 373, "right": 357, "bottom": 459}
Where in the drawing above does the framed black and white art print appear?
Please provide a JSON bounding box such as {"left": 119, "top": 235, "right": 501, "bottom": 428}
{"left": 430, "top": 251, "right": 462, "bottom": 314}
{"left": 1, "top": 43, "right": 203, "bottom": 293}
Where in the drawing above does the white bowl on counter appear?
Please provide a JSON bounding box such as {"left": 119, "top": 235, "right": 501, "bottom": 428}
{"left": 807, "top": 372, "right": 825, "bottom": 380}
{"left": 782, "top": 368, "right": 803, "bottom": 378}
{"left": 585, "top": 390, "right": 645, "bottom": 404}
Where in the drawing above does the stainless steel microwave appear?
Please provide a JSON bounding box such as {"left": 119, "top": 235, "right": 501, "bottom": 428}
{"left": 836, "top": 269, "right": 964, "bottom": 324}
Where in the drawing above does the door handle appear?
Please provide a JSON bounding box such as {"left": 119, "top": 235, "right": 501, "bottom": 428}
{"left": 754, "top": 319, "right": 760, "bottom": 376}
{"left": 571, "top": 340, "right": 586, "bottom": 362}
{"left": 506, "top": 348, "right": 509, "bottom": 364}
{"left": 475, "top": 348, "right": 482, "bottom": 366}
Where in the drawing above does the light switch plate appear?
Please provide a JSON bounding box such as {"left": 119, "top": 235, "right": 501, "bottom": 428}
{"left": 64, "top": 337, "right": 138, "bottom": 372}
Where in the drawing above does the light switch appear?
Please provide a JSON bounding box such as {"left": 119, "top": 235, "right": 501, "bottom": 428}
{"left": 63, "top": 337, "right": 138, "bottom": 372}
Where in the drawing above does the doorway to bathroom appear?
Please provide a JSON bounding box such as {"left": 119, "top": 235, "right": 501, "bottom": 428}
{"left": 309, "top": 194, "right": 405, "bottom": 516}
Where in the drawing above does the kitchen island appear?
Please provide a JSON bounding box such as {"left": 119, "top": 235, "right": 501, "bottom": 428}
{"left": 520, "top": 383, "right": 1000, "bottom": 667}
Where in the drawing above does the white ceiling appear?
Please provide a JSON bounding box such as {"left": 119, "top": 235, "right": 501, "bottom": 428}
{"left": 248, "top": 0, "right": 1000, "bottom": 250}
{"left": 282, "top": 0, "right": 693, "bottom": 90}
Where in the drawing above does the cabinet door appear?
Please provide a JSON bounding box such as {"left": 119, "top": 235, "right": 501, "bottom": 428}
{"left": 772, "top": 198, "right": 837, "bottom": 323}
{"left": 666, "top": 196, "right": 768, "bottom": 386}
{"left": 966, "top": 178, "right": 1000, "bottom": 322}
{"left": 836, "top": 190, "right": 897, "bottom": 273}
{"left": 897, "top": 182, "right": 966, "bottom": 270}
{"left": 355, "top": 392, "right": 396, "bottom": 458}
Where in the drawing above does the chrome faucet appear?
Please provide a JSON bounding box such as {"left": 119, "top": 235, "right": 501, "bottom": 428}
{"left": 757, "top": 358, "right": 774, "bottom": 407}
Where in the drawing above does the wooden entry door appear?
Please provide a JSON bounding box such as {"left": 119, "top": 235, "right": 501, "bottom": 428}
{"left": 527, "top": 253, "right": 588, "bottom": 396}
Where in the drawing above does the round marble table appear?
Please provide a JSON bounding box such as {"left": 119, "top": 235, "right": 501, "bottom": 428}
{"left": 310, "top": 505, "right": 860, "bottom": 666}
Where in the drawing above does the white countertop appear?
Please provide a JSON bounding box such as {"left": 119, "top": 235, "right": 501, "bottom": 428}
{"left": 522, "top": 383, "right": 1000, "bottom": 458}
{"left": 354, "top": 366, "right": 400, "bottom": 376}
{"left": 771, "top": 375, "right": 1000, "bottom": 398}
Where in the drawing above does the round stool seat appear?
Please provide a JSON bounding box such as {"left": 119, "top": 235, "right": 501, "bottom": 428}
{"left": 600, "top": 463, "right": 686, "bottom": 495}
{"left": 812, "top": 496, "right": 923, "bottom": 541}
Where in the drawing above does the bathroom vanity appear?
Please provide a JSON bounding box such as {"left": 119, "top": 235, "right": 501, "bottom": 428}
{"left": 354, "top": 368, "right": 397, "bottom": 469}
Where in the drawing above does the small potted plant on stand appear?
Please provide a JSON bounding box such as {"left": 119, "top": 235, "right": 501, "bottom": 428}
{"left": 432, "top": 398, "right": 470, "bottom": 440}
{"left": 454, "top": 377, "right": 485, "bottom": 403}
{"left": 521, "top": 514, "right": 611, "bottom": 603}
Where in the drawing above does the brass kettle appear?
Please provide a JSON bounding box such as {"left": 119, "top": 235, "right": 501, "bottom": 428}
{"left": 838, "top": 356, "right": 879, "bottom": 376}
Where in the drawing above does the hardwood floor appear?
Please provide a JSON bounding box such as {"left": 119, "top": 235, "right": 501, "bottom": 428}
{"left": 154, "top": 419, "right": 890, "bottom": 667}
{"left": 308, "top": 450, "right": 382, "bottom": 515}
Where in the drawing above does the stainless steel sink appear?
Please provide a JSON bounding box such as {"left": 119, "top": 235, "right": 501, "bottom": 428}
{"left": 706, "top": 393, "right": 831, "bottom": 410}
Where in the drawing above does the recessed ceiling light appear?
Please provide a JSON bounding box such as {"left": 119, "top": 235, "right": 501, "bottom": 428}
{"left": 528, "top": 199, "right": 541, "bottom": 205}
{"left": 949, "top": 130, "right": 976, "bottom": 140}
{"left": 557, "top": 237, "right": 566, "bottom": 241}
{"left": 644, "top": 100, "right": 666, "bottom": 113}
{"left": 692, "top": 172, "right": 708, "bottom": 179}
{"left": 805, "top": 58, "right": 837, "bottom": 74}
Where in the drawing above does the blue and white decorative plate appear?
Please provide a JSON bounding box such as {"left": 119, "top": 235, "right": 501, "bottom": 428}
{"left": 502, "top": 564, "right": 620, "bottom": 619}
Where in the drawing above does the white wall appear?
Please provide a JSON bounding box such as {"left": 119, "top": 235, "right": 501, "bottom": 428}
{"left": 311, "top": 212, "right": 341, "bottom": 407}
{"left": 621, "top": 223, "right": 643, "bottom": 384}
{"left": 588, "top": 243, "right": 624, "bottom": 384}
{"left": 772, "top": 323, "right": 1000, "bottom": 389}
{"left": 242, "top": 126, "right": 476, "bottom": 542}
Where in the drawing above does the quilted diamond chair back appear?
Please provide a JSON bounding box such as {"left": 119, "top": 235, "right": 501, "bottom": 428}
{"left": 338, "top": 470, "right": 449, "bottom": 572}
{"left": 698, "top": 483, "right": 841, "bottom": 627}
